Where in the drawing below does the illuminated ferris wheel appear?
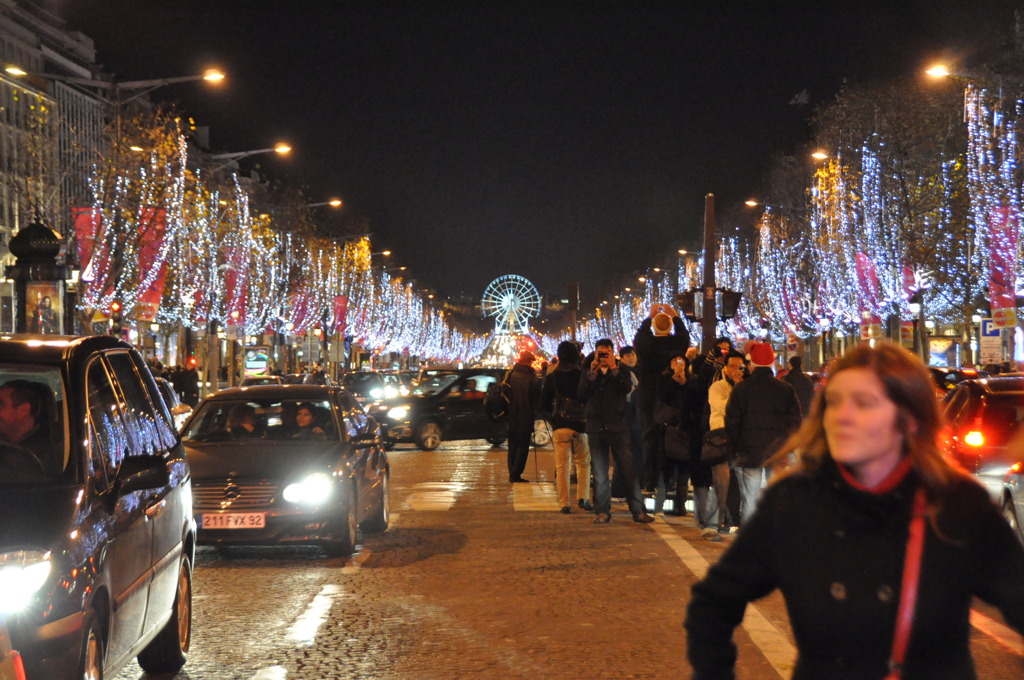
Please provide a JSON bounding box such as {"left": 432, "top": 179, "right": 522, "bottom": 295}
{"left": 482, "top": 275, "right": 541, "bottom": 335}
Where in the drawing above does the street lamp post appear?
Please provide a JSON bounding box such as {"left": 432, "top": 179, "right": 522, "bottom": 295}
{"left": 701, "top": 193, "right": 717, "bottom": 351}
{"left": 209, "top": 143, "right": 292, "bottom": 172}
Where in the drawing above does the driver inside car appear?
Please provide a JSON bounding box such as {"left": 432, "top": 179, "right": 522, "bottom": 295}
{"left": 0, "top": 379, "right": 57, "bottom": 479}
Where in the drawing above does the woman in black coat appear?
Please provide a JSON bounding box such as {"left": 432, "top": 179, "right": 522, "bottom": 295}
{"left": 653, "top": 353, "right": 705, "bottom": 520}
{"left": 685, "top": 342, "right": 1024, "bottom": 679}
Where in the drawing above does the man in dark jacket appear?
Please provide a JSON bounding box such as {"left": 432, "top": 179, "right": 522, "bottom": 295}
{"left": 506, "top": 351, "right": 540, "bottom": 483}
{"left": 632, "top": 303, "right": 690, "bottom": 490}
{"left": 579, "top": 339, "right": 652, "bottom": 523}
{"left": 540, "top": 341, "right": 591, "bottom": 512}
{"left": 782, "top": 355, "right": 815, "bottom": 417}
{"left": 725, "top": 342, "right": 801, "bottom": 525}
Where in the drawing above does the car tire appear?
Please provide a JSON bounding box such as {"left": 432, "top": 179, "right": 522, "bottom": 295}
{"left": 485, "top": 437, "right": 506, "bottom": 447}
{"left": 361, "top": 471, "right": 390, "bottom": 533}
{"left": 414, "top": 420, "right": 442, "bottom": 450}
{"left": 324, "top": 488, "right": 358, "bottom": 557}
{"left": 78, "top": 607, "right": 104, "bottom": 680}
{"left": 137, "top": 556, "right": 192, "bottom": 673}
{"left": 1003, "top": 495, "right": 1021, "bottom": 540}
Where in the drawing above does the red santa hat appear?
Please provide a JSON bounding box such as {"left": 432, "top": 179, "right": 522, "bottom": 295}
{"left": 747, "top": 342, "right": 776, "bottom": 368}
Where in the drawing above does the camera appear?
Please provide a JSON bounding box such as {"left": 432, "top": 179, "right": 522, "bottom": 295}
{"left": 596, "top": 350, "right": 610, "bottom": 360}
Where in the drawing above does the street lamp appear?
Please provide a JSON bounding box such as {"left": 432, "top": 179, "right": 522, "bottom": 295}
{"left": 209, "top": 143, "right": 292, "bottom": 171}
{"left": 305, "top": 198, "right": 343, "bottom": 208}
{"left": 4, "top": 65, "right": 226, "bottom": 105}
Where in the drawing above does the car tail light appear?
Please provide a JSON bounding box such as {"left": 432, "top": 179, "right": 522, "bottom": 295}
{"left": 11, "top": 650, "right": 26, "bottom": 680}
{"left": 1011, "top": 462, "right": 1023, "bottom": 474}
{"left": 964, "top": 430, "right": 985, "bottom": 447}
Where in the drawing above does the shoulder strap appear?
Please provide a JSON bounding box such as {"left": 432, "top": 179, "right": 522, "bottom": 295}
{"left": 885, "top": 487, "right": 928, "bottom": 680}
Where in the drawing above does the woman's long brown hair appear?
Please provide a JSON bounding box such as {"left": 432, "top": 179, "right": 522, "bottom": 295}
{"left": 769, "top": 342, "right": 966, "bottom": 502}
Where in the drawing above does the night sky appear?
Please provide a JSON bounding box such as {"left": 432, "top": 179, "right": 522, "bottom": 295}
{"left": 54, "top": 0, "right": 1018, "bottom": 308}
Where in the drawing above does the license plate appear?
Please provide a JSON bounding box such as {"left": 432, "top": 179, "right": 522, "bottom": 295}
{"left": 201, "top": 512, "right": 266, "bottom": 529}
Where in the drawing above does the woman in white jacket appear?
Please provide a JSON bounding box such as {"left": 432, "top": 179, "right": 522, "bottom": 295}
{"left": 706, "top": 350, "right": 745, "bottom": 534}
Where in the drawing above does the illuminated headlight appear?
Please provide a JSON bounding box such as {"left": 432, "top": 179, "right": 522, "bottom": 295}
{"left": 383, "top": 386, "right": 399, "bottom": 399}
{"left": 282, "top": 473, "right": 334, "bottom": 505}
{"left": 388, "top": 406, "right": 409, "bottom": 421}
{"left": 369, "top": 388, "right": 383, "bottom": 400}
{"left": 0, "top": 551, "right": 52, "bottom": 613}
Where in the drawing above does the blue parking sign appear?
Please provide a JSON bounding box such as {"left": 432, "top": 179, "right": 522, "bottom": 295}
{"left": 981, "top": 320, "right": 1000, "bottom": 338}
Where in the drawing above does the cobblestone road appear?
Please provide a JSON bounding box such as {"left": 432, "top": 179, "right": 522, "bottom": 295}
{"left": 114, "top": 440, "right": 1023, "bottom": 679}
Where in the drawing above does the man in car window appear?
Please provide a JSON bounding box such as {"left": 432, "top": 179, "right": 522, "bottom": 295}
{"left": 0, "top": 379, "right": 55, "bottom": 476}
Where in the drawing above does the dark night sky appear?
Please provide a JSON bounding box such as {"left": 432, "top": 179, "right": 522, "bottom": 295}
{"left": 53, "top": 0, "right": 1018, "bottom": 306}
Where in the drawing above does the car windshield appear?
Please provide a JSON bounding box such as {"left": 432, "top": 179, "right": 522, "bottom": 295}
{"left": 342, "top": 373, "right": 380, "bottom": 394}
{"left": 183, "top": 398, "right": 337, "bottom": 442}
{"left": 413, "top": 373, "right": 459, "bottom": 396}
{"left": 0, "top": 365, "right": 69, "bottom": 484}
{"left": 981, "top": 395, "right": 1024, "bottom": 445}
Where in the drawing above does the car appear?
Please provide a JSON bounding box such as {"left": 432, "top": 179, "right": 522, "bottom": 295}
{"left": 0, "top": 334, "right": 195, "bottom": 680}
{"left": 930, "top": 366, "right": 989, "bottom": 398}
{"left": 239, "top": 375, "right": 284, "bottom": 387}
{"left": 941, "top": 375, "right": 1024, "bottom": 542}
{"left": 180, "top": 384, "right": 390, "bottom": 556}
{"left": 368, "top": 368, "right": 511, "bottom": 450}
{"left": 155, "top": 376, "right": 194, "bottom": 429}
{"left": 0, "top": 616, "right": 26, "bottom": 680}
{"left": 340, "top": 370, "right": 402, "bottom": 404}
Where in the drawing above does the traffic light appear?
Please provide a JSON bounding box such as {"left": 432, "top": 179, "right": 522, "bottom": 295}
{"left": 719, "top": 290, "right": 743, "bottom": 320}
{"left": 675, "top": 291, "right": 698, "bottom": 322}
{"left": 187, "top": 355, "right": 197, "bottom": 369}
{"left": 109, "top": 300, "right": 123, "bottom": 335}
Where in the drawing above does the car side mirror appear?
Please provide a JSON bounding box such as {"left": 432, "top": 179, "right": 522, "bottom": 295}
{"left": 171, "top": 403, "right": 192, "bottom": 417}
{"left": 116, "top": 454, "right": 170, "bottom": 495}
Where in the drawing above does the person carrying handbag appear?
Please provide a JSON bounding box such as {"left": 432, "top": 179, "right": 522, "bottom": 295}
{"left": 703, "top": 349, "right": 746, "bottom": 537}
{"left": 685, "top": 342, "right": 1024, "bottom": 679}
{"left": 540, "top": 341, "right": 592, "bottom": 513}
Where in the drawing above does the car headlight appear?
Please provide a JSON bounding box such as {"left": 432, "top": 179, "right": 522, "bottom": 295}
{"left": 369, "top": 388, "right": 383, "bottom": 400}
{"left": 0, "top": 550, "right": 52, "bottom": 613}
{"left": 282, "top": 473, "right": 334, "bottom": 505}
{"left": 388, "top": 406, "right": 409, "bottom": 421}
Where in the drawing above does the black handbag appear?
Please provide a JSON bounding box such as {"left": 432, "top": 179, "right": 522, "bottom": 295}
{"left": 663, "top": 424, "right": 691, "bottom": 461}
{"left": 701, "top": 427, "right": 730, "bottom": 465}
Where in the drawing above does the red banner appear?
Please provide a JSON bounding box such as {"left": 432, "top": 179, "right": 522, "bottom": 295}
{"left": 333, "top": 295, "right": 348, "bottom": 335}
{"left": 989, "top": 206, "right": 1019, "bottom": 327}
{"left": 855, "top": 252, "right": 880, "bottom": 312}
{"left": 72, "top": 206, "right": 108, "bottom": 300}
{"left": 136, "top": 207, "right": 167, "bottom": 321}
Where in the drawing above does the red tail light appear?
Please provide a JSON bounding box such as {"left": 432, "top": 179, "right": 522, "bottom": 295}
{"left": 964, "top": 430, "right": 985, "bottom": 447}
{"left": 12, "top": 650, "right": 26, "bottom": 680}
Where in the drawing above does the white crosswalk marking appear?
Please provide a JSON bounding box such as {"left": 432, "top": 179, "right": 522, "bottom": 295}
{"left": 512, "top": 481, "right": 559, "bottom": 511}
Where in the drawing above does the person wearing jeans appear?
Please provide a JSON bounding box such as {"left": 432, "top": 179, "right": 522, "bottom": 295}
{"left": 579, "top": 338, "right": 652, "bottom": 524}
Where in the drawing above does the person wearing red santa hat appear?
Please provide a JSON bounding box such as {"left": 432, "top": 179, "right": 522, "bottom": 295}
{"left": 724, "top": 341, "right": 801, "bottom": 524}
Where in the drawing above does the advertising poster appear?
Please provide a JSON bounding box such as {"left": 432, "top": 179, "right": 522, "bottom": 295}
{"left": 26, "top": 282, "right": 62, "bottom": 335}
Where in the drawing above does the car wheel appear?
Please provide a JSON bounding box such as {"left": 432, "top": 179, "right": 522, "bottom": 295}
{"left": 79, "top": 608, "right": 104, "bottom": 680}
{"left": 485, "top": 437, "right": 506, "bottom": 447}
{"left": 324, "top": 489, "right": 358, "bottom": 557}
{"left": 1003, "top": 495, "right": 1021, "bottom": 539}
{"left": 361, "top": 470, "right": 390, "bottom": 533}
{"left": 137, "top": 556, "right": 192, "bottom": 673}
{"left": 414, "top": 420, "right": 442, "bottom": 450}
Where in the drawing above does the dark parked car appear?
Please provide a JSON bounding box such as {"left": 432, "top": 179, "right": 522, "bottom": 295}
{"left": 181, "top": 385, "right": 390, "bottom": 556}
{"left": 368, "top": 368, "right": 510, "bottom": 450}
{"left": 942, "top": 376, "right": 1024, "bottom": 542}
{"left": 0, "top": 335, "right": 195, "bottom": 680}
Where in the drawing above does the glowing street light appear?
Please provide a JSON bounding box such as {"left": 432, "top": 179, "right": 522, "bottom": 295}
{"left": 926, "top": 63, "right": 951, "bottom": 79}
{"left": 210, "top": 143, "right": 291, "bottom": 171}
{"left": 3, "top": 64, "right": 226, "bottom": 105}
{"left": 306, "top": 198, "right": 343, "bottom": 208}
{"left": 811, "top": 150, "right": 829, "bottom": 160}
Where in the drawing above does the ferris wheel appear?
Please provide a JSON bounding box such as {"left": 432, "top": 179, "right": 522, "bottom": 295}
{"left": 482, "top": 275, "right": 541, "bottom": 335}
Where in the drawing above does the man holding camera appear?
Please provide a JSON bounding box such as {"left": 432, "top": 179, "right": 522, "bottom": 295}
{"left": 633, "top": 303, "right": 691, "bottom": 491}
{"left": 579, "top": 338, "right": 652, "bottom": 523}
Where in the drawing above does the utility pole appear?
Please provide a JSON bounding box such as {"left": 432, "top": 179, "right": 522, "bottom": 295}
{"left": 701, "top": 193, "right": 717, "bottom": 351}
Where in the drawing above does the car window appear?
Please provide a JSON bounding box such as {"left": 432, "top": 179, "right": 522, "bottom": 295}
{"left": 183, "top": 398, "right": 337, "bottom": 442}
{"left": 105, "top": 352, "right": 172, "bottom": 456}
{"left": 413, "top": 373, "right": 459, "bottom": 395}
{"left": 0, "top": 364, "right": 68, "bottom": 484}
{"left": 87, "top": 358, "right": 129, "bottom": 489}
{"left": 942, "top": 387, "right": 971, "bottom": 428}
{"left": 128, "top": 352, "right": 178, "bottom": 449}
